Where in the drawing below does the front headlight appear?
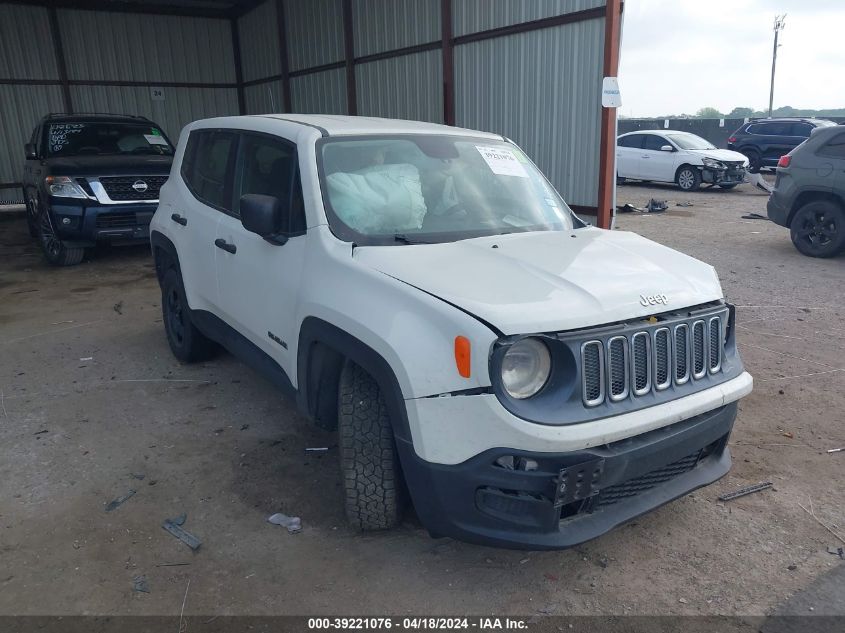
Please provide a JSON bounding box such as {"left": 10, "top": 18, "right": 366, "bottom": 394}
{"left": 45, "top": 176, "right": 88, "bottom": 199}
{"left": 702, "top": 158, "right": 726, "bottom": 170}
{"left": 501, "top": 338, "right": 551, "bottom": 399}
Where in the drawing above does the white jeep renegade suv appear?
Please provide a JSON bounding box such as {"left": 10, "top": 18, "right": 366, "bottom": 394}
{"left": 150, "top": 115, "right": 753, "bottom": 549}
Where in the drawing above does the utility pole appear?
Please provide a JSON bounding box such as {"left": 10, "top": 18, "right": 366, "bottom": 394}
{"left": 768, "top": 14, "right": 786, "bottom": 118}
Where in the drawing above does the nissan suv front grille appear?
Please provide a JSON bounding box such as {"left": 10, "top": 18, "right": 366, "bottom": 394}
{"left": 99, "top": 175, "right": 167, "bottom": 201}
{"left": 581, "top": 311, "right": 725, "bottom": 407}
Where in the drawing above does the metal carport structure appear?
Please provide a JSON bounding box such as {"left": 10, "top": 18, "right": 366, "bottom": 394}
{"left": 0, "top": 0, "right": 621, "bottom": 227}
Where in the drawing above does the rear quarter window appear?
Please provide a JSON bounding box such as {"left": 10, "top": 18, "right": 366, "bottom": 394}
{"left": 817, "top": 132, "right": 845, "bottom": 159}
{"left": 181, "top": 129, "right": 238, "bottom": 212}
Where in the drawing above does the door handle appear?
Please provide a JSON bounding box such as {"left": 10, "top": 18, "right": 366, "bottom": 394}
{"left": 170, "top": 213, "right": 187, "bottom": 226}
{"left": 215, "top": 238, "right": 237, "bottom": 254}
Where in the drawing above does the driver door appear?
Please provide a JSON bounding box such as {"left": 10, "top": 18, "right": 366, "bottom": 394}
{"left": 640, "top": 134, "right": 678, "bottom": 182}
{"left": 213, "top": 131, "right": 307, "bottom": 380}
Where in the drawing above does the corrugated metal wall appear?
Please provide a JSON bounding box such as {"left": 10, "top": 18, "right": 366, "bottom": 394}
{"left": 284, "top": 0, "right": 345, "bottom": 71}
{"left": 70, "top": 86, "right": 240, "bottom": 144}
{"left": 455, "top": 19, "right": 605, "bottom": 207}
{"left": 356, "top": 50, "right": 443, "bottom": 123}
{"left": 453, "top": 0, "right": 605, "bottom": 36}
{"left": 0, "top": 85, "right": 65, "bottom": 198}
{"left": 245, "top": 79, "right": 286, "bottom": 114}
{"left": 290, "top": 68, "right": 347, "bottom": 114}
{"left": 237, "top": 0, "right": 281, "bottom": 83}
{"left": 0, "top": 4, "right": 58, "bottom": 79}
{"left": 58, "top": 10, "right": 236, "bottom": 83}
{"left": 353, "top": 0, "right": 440, "bottom": 56}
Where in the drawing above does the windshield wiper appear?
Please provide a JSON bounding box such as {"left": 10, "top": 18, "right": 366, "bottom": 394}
{"left": 393, "top": 234, "right": 432, "bottom": 245}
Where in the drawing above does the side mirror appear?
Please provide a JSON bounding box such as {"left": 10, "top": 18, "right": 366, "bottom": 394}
{"left": 25, "top": 143, "right": 37, "bottom": 159}
{"left": 240, "top": 193, "right": 288, "bottom": 244}
{"left": 660, "top": 145, "right": 674, "bottom": 152}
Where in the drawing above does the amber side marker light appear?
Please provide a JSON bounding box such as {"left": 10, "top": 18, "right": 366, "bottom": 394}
{"left": 454, "top": 336, "right": 471, "bottom": 378}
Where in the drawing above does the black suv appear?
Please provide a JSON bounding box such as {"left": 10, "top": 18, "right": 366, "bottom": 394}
{"left": 767, "top": 125, "right": 845, "bottom": 258}
{"left": 727, "top": 117, "right": 835, "bottom": 172}
{"left": 22, "top": 113, "right": 174, "bottom": 266}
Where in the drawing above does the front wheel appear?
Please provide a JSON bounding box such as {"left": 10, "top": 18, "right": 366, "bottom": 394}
{"left": 37, "top": 205, "right": 85, "bottom": 266}
{"left": 338, "top": 360, "right": 404, "bottom": 530}
{"left": 161, "top": 268, "right": 217, "bottom": 362}
{"left": 676, "top": 166, "right": 701, "bottom": 192}
{"left": 790, "top": 200, "right": 845, "bottom": 258}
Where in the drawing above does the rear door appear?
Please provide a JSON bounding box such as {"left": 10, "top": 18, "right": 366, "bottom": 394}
{"left": 175, "top": 129, "right": 238, "bottom": 313}
{"left": 214, "top": 131, "right": 307, "bottom": 379}
{"left": 751, "top": 121, "right": 795, "bottom": 166}
{"left": 639, "top": 134, "right": 678, "bottom": 182}
{"left": 616, "top": 134, "right": 645, "bottom": 179}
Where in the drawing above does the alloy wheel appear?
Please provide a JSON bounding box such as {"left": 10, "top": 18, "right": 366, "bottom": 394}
{"left": 796, "top": 210, "right": 838, "bottom": 249}
{"left": 678, "top": 170, "right": 695, "bottom": 190}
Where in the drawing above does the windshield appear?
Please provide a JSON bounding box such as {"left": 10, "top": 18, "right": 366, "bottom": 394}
{"left": 46, "top": 122, "right": 174, "bottom": 157}
{"left": 318, "top": 135, "right": 575, "bottom": 244}
{"left": 665, "top": 133, "right": 716, "bottom": 151}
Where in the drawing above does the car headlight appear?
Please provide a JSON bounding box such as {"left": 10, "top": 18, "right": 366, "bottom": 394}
{"left": 501, "top": 338, "right": 551, "bottom": 399}
{"left": 45, "top": 176, "right": 88, "bottom": 199}
{"left": 702, "top": 158, "right": 726, "bottom": 169}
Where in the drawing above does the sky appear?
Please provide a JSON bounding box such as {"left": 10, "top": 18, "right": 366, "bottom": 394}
{"left": 618, "top": 0, "right": 845, "bottom": 117}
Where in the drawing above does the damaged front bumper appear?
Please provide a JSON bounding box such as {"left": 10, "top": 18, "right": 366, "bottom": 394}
{"left": 701, "top": 166, "right": 747, "bottom": 186}
{"left": 398, "top": 401, "right": 737, "bottom": 550}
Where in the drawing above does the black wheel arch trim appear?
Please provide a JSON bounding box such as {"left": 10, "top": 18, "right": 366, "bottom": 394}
{"left": 150, "top": 230, "right": 184, "bottom": 285}
{"left": 297, "top": 316, "right": 412, "bottom": 442}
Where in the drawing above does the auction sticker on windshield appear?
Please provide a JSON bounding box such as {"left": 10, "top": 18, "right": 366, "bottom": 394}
{"left": 476, "top": 146, "right": 528, "bottom": 178}
{"left": 144, "top": 134, "right": 169, "bottom": 146}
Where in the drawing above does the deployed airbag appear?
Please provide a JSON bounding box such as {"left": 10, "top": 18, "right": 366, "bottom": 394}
{"left": 326, "top": 164, "right": 427, "bottom": 233}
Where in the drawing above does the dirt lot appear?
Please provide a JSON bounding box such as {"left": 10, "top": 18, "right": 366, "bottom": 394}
{"left": 1, "top": 181, "right": 843, "bottom": 618}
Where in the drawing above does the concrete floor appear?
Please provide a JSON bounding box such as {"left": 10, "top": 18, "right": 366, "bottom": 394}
{"left": 1, "top": 181, "right": 843, "bottom": 617}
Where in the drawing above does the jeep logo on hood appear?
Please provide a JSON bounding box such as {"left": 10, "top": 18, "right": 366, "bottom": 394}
{"left": 132, "top": 180, "right": 148, "bottom": 193}
{"left": 640, "top": 294, "right": 669, "bottom": 307}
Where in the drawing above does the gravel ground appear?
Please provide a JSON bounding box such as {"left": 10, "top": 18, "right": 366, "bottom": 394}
{"left": 0, "top": 180, "right": 843, "bottom": 618}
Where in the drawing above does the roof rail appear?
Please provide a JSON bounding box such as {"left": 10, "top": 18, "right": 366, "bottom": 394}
{"left": 44, "top": 112, "right": 150, "bottom": 120}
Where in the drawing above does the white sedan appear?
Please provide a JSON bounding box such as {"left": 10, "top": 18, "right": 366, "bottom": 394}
{"left": 616, "top": 130, "right": 749, "bottom": 191}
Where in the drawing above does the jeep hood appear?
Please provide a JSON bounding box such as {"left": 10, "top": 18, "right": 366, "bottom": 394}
{"left": 353, "top": 228, "right": 724, "bottom": 335}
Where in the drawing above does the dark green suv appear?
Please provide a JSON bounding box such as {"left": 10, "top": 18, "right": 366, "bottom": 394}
{"left": 767, "top": 125, "right": 845, "bottom": 258}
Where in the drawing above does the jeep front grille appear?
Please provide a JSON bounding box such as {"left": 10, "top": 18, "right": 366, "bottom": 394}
{"left": 581, "top": 312, "right": 725, "bottom": 407}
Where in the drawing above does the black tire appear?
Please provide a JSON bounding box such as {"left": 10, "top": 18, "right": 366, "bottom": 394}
{"left": 789, "top": 200, "right": 845, "bottom": 258}
{"left": 161, "top": 268, "right": 217, "bottom": 362}
{"left": 742, "top": 150, "right": 762, "bottom": 174}
{"left": 36, "top": 203, "right": 85, "bottom": 266}
{"left": 338, "top": 360, "right": 403, "bottom": 530}
{"left": 719, "top": 184, "right": 739, "bottom": 190}
{"left": 616, "top": 176, "right": 626, "bottom": 186}
{"left": 25, "top": 196, "right": 38, "bottom": 238}
{"left": 675, "top": 166, "right": 701, "bottom": 192}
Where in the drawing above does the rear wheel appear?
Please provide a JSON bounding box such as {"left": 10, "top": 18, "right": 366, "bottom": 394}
{"left": 37, "top": 204, "right": 85, "bottom": 266}
{"left": 338, "top": 360, "right": 404, "bottom": 530}
{"left": 789, "top": 200, "right": 845, "bottom": 258}
{"left": 161, "top": 268, "right": 217, "bottom": 362}
{"left": 676, "top": 166, "right": 701, "bottom": 192}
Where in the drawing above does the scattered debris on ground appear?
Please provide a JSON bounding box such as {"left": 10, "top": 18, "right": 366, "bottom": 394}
{"left": 113, "top": 301, "right": 123, "bottom": 315}
{"left": 268, "top": 512, "right": 302, "bottom": 534}
{"left": 132, "top": 574, "right": 150, "bottom": 593}
{"left": 798, "top": 498, "right": 845, "bottom": 546}
{"left": 162, "top": 514, "right": 202, "bottom": 550}
{"left": 104, "top": 489, "right": 137, "bottom": 512}
{"left": 676, "top": 201, "right": 694, "bottom": 207}
{"left": 717, "top": 481, "right": 772, "bottom": 502}
{"left": 646, "top": 199, "right": 668, "bottom": 213}
{"left": 741, "top": 213, "right": 769, "bottom": 220}
{"left": 827, "top": 447, "right": 844, "bottom": 454}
